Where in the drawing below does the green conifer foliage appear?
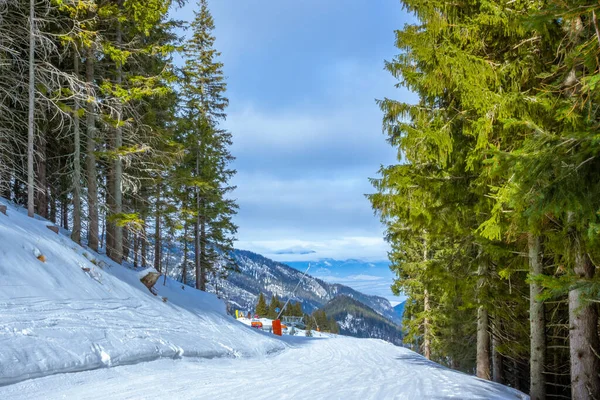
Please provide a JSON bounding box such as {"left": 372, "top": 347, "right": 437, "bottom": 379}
{"left": 255, "top": 293, "right": 268, "bottom": 318}
{"left": 267, "top": 295, "right": 282, "bottom": 319}
{"left": 178, "top": 0, "right": 237, "bottom": 291}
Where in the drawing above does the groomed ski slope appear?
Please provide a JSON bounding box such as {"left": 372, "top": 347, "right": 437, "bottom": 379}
{"left": 1, "top": 336, "right": 528, "bottom": 400}
{"left": 0, "top": 199, "right": 528, "bottom": 399}
{"left": 0, "top": 199, "right": 284, "bottom": 386}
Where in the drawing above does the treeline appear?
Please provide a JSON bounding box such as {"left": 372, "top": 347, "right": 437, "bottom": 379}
{"left": 0, "top": 0, "right": 236, "bottom": 289}
{"left": 305, "top": 309, "right": 340, "bottom": 335}
{"left": 370, "top": 0, "right": 600, "bottom": 399}
{"left": 255, "top": 293, "right": 304, "bottom": 320}
{"left": 253, "top": 293, "right": 339, "bottom": 334}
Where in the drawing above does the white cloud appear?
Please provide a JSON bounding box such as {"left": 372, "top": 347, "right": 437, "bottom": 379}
{"left": 236, "top": 236, "right": 389, "bottom": 262}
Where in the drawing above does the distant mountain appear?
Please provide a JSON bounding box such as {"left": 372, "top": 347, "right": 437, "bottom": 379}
{"left": 285, "top": 259, "right": 392, "bottom": 279}
{"left": 320, "top": 295, "right": 404, "bottom": 346}
{"left": 394, "top": 301, "right": 406, "bottom": 321}
{"left": 213, "top": 250, "right": 402, "bottom": 327}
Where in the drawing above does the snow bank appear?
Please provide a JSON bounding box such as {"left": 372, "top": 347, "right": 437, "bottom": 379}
{"left": 0, "top": 199, "right": 284, "bottom": 386}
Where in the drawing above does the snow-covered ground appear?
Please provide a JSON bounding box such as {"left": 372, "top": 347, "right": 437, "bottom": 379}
{"left": 0, "top": 199, "right": 283, "bottom": 386}
{"left": 0, "top": 336, "right": 527, "bottom": 400}
{"left": 0, "top": 198, "right": 528, "bottom": 399}
{"left": 236, "top": 316, "right": 337, "bottom": 338}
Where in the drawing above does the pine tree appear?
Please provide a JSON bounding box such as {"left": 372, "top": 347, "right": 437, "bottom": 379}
{"left": 267, "top": 295, "right": 282, "bottom": 319}
{"left": 179, "top": 0, "right": 237, "bottom": 291}
{"left": 255, "top": 293, "right": 268, "bottom": 318}
{"left": 370, "top": 0, "right": 565, "bottom": 390}
{"left": 305, "top": 320, "right": 313, "bottom": 337}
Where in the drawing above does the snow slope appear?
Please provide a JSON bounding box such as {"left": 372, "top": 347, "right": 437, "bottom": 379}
{"left": 0, "top": 199, "right": 283, "bottom": 386}
{"left": 0, "top": 336, "right": 528, "bottom": 400}
{"left": 0, "top": 199, "right": 528, "bottom": 399}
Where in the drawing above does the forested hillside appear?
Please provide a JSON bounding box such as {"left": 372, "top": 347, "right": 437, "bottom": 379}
{"left": 370, "top": 0, "right": 600, "bottom": 399}
{"left": 320, "top": 295, "right": 403, "bottom": 346}
{"left": 0, "top": 0, "right": 236, "bottom": 291}
{"left": 222, "top": 249, "right": 400, "bottom": 325}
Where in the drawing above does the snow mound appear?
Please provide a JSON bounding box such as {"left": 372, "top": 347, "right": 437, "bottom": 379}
{"left": 0, "top": 199, "right": 284, "bottom": 386}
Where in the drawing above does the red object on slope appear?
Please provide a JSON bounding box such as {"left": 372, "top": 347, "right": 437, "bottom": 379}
{"left": 272, "top": 319, "right": 282, "bottom": 336}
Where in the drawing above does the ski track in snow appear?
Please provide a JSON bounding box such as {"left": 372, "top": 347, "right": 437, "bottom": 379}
{"left": 0, "top": 337, "right": 528, "bottom": 400}
{"left": 0, "top": 199, "right": 284, "bottom": 387}
{"left": 0, "top": 199, "right": 528, "bottom": 399}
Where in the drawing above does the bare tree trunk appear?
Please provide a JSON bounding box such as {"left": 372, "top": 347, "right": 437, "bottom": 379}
{"left": 71, "top": 55, "right": 81, "bottom": 243}
{"left": 109, "top": 11, "right": 124, "bottom": 263}
{"left": 194, "top": 156, "right": 201, "bottom": 290}
{"left": 122, "top": 227, "right": 130, "bottom": 262}
{"left": 101, "top": 214, "right": 106, "bottom": 250}
{"left": 194, "top": 212, "right": 200, "bottom": 289}
{"left": 476, "top": 260, "right": 491, "bottom": 380}
{"left": 133, "top": 232, "right": 139, "bottom": 268}
{"left": 61, "top": 197, "right": 68, "bottom": 229}
{"left": 423, "top": 238, "right": 431, "bottom": 359}
{"left": 35, "top": 131, "right": 46, "bottom": 218}
{"left": 200, "top": 207, "right": 207, "bottom": 291}
{"left": 13, "top": 179, "right": 21, "bottom": 205}
{"left": 182, "top": 221, "right": 188, "bottom": 285}
{"left": 1, "top": 169, "right": 11, "bottom": 200}
{"left": 492, "top": 323, "right": 504, "bottom": 384}
{"left": 154, "top": 184, "right": 161, "bottom": 273}
{"left": 569, "top": 249, "right": 600, "bottom": 400}
{"left": 529, "top": 233, "right": 546, "bottom": 400}
{"left": 106, "top": 173, "right": 114, "bottom": 256}
{"left": 423, "top": 289, "right": 431, "bottom": 360}
{"left": 511, "top": 359, "right": 521, "bottom": 390}
{"left": 85, "top": 42, "right": 99, "bottom": 252}
{"left": 27, "top": 0, "right": 35, "bottom": 218}
{"left": 48, "top": 189, "right": 56, "bottom": 223}
{"left": 141, "top": 221, "right": 147, "bottom": 268}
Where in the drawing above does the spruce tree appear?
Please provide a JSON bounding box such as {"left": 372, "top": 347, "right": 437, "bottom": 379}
{"left": 255, "top": 293, "right": 268, "bottom": 318}
{"left": 267, "top": 295, "right": 282, "bottom": 319}
{"left": 179, "top": 0, "right": 237, "bottom": 291}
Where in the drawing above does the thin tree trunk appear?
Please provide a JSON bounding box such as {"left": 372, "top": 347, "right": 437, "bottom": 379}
{"left": 1, "top": 169, "right": 11, "bottom": 200}
{"left": 423, "top": 238, "right": 431, "bottom": 359}
{"left": 183, "top": 221, "right": 188, "bottom": 285}
{"left": 200, "top": 208, "right": 207, "bottom": 291}
{"left": 163, "top": 241, "right": 169, "bottom": 286}
{"left": 529, "top": 233, "right": 546, "bottom": 400}
{"left": 106, "top": 173, "right": 114, "bottom": 256}
{"left": 476, "top": 260, "right": 491, "bottom": 380}
{"left": 154, "top": 184, "right": 161, "bottom": 273}
{"left": 141, "top": 221, "right": 147, "bottom": 268}
{"left": 27, "top": 0, "right": 35, "bottom": 218}
{"left": 35, "top": 131, "right": 46, "bottom": 218}
{"left": 423, "top": 288, "right": 431, "bottom": 360}
{"left": 48, "top": 189, "right": 56, "bottom": 223}
{"left": 85, "top": 42, "right": 99, "bottom": 252}
{"left": 133, "top": 232, "right": 139, "bottom": 268}
{"left": 492, "top": 325, "right": 504, "bottom": 384}
{"left": 109, "top": 10, "right": 124, "bottom": 263}
{"left": 101, "top": 214, "right": 106, "bottom": 250}
{"left": 194, "top": 213, "right": 200, "bottom": 289}
{"left": 71, "top": 55, "right": 82, "bottom": 243}
{"left": 194, "top": 156, "right": 201, "bottom": 290}
{"left": 569, "top": 249, "right": 600, "bottom": 400}
{"left": 122, "top": 227, "right": 130, "bottom": 262}
{"left": 13, "top": 179, "right": 23, "bottom": 205}
{"left": 511, "top": 359, "right": 521, "bottom": 391}
{"left": 61, "top": 197, "right": 68, "bottom": 230}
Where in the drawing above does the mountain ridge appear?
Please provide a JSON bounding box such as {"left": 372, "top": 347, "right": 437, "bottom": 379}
{"left": 320, "top": 295, "right": 404, "bottom": 346}
{"left": 213, "top": 249, "right": 402, "bottom": 327}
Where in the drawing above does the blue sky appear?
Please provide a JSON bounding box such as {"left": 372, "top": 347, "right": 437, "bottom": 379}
{"left": 173, "top": 1, "right": 417, "bottom": 263}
